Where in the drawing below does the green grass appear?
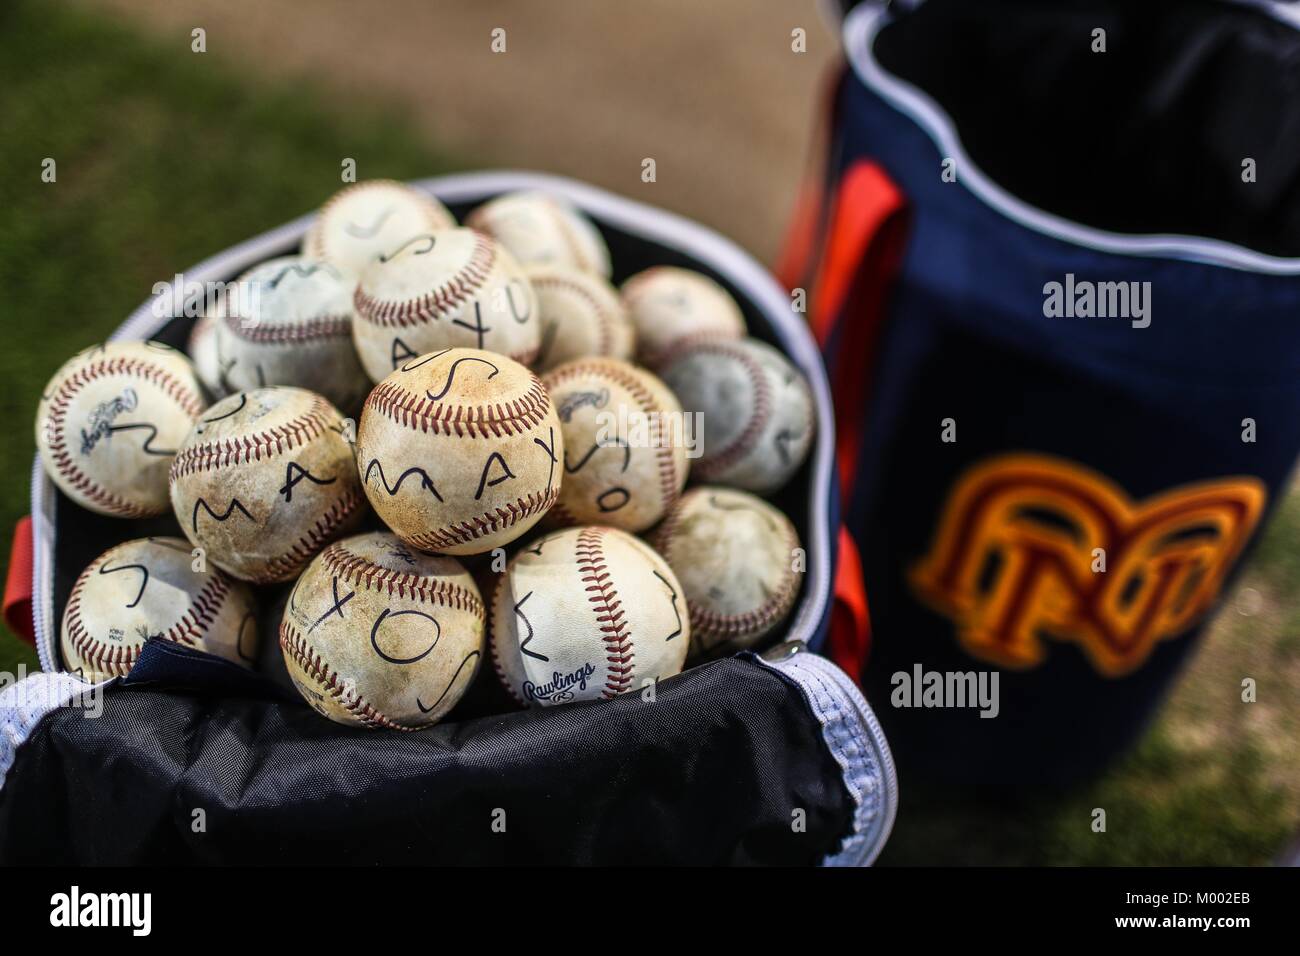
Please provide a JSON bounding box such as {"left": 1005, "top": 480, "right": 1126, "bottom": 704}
{"left": 1, "top": 0, "right": 1295, "bottom": 866}
{"left": 0, "top": 0, "right": 463, "bottom": 674}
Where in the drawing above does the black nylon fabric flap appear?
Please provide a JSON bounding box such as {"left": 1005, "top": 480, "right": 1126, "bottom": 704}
{"left": 0, "top": 650, "right": 854, "bottom": 865}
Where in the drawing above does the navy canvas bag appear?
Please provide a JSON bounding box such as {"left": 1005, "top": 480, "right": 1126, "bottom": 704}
{"left": 793, "top": 0, "right": 1300, "bottom": 785}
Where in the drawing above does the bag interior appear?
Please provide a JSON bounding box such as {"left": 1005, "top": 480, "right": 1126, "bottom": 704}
{"left": 873, "top": 0, "right": 1300, "bottom": 256}
{"left": 44, "top": 198, "right": 820, "bottom": 721}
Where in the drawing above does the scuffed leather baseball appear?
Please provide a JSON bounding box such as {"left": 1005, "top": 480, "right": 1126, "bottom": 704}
{"left": 36, "top": 341, "right": 207, "bottom": 518}
{"left": 356, "top": 348, "right": 563, "bottom": 555}
{"left": 541, "top": 358, "right": 687, "bottom": 532}
{"left": 352, "top": 228, "right": 541, "bottom": 381}
{"left": 211, "top": 256, "right": 370, "bottom": 414}
{"left": 651, "top": 486, "right": 801, "bottom": 659}
{"left": 660, "top": 337, "right": 814, "bottom": 495}
{"left": 61, "top": 536, "right": 257, "bottom": 682}
{"left": 620, "top": 266, "right": 746, "bottom": 368}
{"left": 169, "top": 387, "right": 365, "bottom": 583}
{"left": 526, "top": 264, "right": 634, "bottom": 373}
{"left": 467, "top": 190, "right": 611, "bottom": 277}
{"left": 303, "top": 179, "right": 456, "bottom": 278}
{"left": 280, "top": 531, "right": 485, "bottom": 730}
{"left": 490, "top": 526, "right": 689, "bottom": 706}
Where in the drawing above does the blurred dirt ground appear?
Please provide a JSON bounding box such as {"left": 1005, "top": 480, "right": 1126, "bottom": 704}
{"left": 76, "top": 0, "right": 841, "bottom": 263}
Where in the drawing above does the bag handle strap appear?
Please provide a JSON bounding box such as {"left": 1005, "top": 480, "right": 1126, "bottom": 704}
{"left": 811, "top": 159, "right": 909, "bottom": 498}
{"left": 828, "top": 525, "right": 872, "bottom": 682}
{"left": 4, "top": 517, "right": 36, "bottom": 647}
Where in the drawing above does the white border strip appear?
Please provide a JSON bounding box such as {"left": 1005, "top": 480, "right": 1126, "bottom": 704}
{"left": 844, "top": 2, "right": 1300, "bottom": 274}
{"left": 762, "top": 649, "right": 898, "bottom": 866}
{"left": 0, "top": 672, "right": 96, "bottom": 792}
{"left": 30, "top": 171, "right": 835, "bottom": 669}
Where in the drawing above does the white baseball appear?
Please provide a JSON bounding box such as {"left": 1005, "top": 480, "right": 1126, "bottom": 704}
{"left": 169, "top": 387, "right": 365, "bottom": 583}
{"left": 526, "top": 264, "right": 635, "bottom": 373}
{"left": 209, "top": 256, "right": 370, "bottom": 413}
{"left": 620, "top": 266, "right": 746, "bottom": 368}
{"left": 490, "top": 526, "right": 689, "bottom": 706}
{"left": 660, "top": 338, "right": 815, "bottom": 494}
{"left": 187, "top": 303, "right": 227, "bottom": 400}
{"left": 651, "top": 487, "right": 802, "bottom": 659}
{"left": 279, "top": 531, "right": 485, "bottom": 730}
{"left": 352, "top": 229, "right": 541, "bottom": 381}
{"left": 356, "top": 348, "right": 563, "bottom": 555}
{"left": 61, "top": 536, "right": 257, "bottom": 683}
{"left": 36, "top": 341, "right": 207, "bottom": 518}
{"left": 540, "top": 358, "right": 687, "bottom": 532}
{"left": 303, "top": 179, "right": 456, "bottom": 278}
{"left": 466, "top": 190, "right": 611, "bottom": 277}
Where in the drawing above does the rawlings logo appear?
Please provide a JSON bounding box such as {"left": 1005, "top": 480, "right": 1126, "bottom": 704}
{"left": 80, "top": 388, "right": 139, "bottom": 454}
{"left": 523, "top": 662, "right": 597, "bottom": 703}
{"left": 909, "top": 454, "right": 1266, "bottom": 676}
{"left": 558, "top": 388, "right": 608, "bottom": 422}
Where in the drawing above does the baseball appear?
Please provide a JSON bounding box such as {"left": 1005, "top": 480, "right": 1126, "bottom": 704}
{"left": 620, "top": 266, "right": 746, "bottom": 368}
{"left": 466, "top": 190, "right": 611, "bottom": 277}
{"left": 540, "top": 358, "right": 687, "bottom": 532}
{"left": 303, "top": 179, "right": 456, "bottom": 278}
{"left": 651, "top": 487, "right": 801, "bottom": 659}
{"left": 169, "top": 386, "right": 365, "bottom": 583}
{"left": 36, "top": 341, "right": 207, "bottom": 518}
{"left": 61, "top": 536, "right": 257, "bottom": 683}
{"left": 660, "top": 337, "right": 815, "bottom": 494}
{"left": 279, "top": 531, "right": 485, "bottom": 730}
{"left": 526, "top": 264, "right": 635, "bottom": 373}
{"left": 356, "top": 347, "right": 562, "bottom": 555}
{"left": 187, "top": 302, "right": 227, "bottom": 400}
{"left": 490, "top": 526, "right": 689, "bottom": 706}
{"left": 211, "top": 256, "right": 370, "bottom": 413}
{"left": 352, "top": 228, "right": 541, "bottom": 382}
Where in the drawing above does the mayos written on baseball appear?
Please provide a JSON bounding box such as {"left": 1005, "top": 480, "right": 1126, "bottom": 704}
{"left": 593, "top": 407, "right": 702, "bottom": 459}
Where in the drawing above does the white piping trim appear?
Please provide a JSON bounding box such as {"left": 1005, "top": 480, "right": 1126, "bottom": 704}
{"left": 761, "top": 649, "right": 898, "bottom": 866}
{"left": 844, "top": 2, "right": 1300, "bottom": 274}
{"left": 0, "top": 672, "right": 98, "bottom": 794}
{"left": 30, "top": 171, "right": 835, "bottom": 669}
{"left": 30, "top": 457, "right": 56, "bottom": 674}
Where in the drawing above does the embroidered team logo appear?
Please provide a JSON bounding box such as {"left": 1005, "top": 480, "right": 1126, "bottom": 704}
{"left": 910, "top": 454, "right": 1266, "bottom": 676}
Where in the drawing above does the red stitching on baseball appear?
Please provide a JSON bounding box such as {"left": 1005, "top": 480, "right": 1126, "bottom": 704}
{"left": 169, "top": 393, "right": 336, "bottom": 478}
{"left": 674, "top": 341, "right": 771, "bottom": 482}
{"left": 304, "top": 179, "right": 451, "bottom": 262}
{"left": 352, "top": 231, "right": 496, "bottom": 329}
{"left": 531, "top": 274, "right": 618, "bottom": 357}
{"left": 651, "top": 329, "right": 745, "bottom": 371}
{"left": 44, "top": 354, "right": 204, "bottom": 517}
{"left": 253, "top": 486, "right": 366, "bottom": 584}
{"left": 404, "top": 487, "right": 560, "bottom": 552}
{"left": 542, "top": 361, "right": 681, "bottom": 518}
{"left": 652, "top": 498, "right": 801, "bottom": 649}
{"left": 279, "top": 618, "right": 418, "bottom": 731}
{"left": 221, "top": 312, "right": 352, "bottom": 345}
{"left": 487, "top": 574, "right": 531, "bottom": 707}
{"left": 574, "top": 527, "right": 634, "bottom": 699}
{"left": 63, "top": 564, "right": 231, "bottom": 677}
{"left": 319, "top": 541, "right": 485, "bottom": 618}
{"left": 364, "top": 374, "right": 552, "bottom": 439}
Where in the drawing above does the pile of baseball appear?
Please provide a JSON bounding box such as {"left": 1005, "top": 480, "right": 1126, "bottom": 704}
{"left": 37, "top": 180, "right": 815, "bottom": 731}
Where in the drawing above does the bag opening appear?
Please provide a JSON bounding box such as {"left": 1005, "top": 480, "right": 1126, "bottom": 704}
{"left": 873, "top": 0, "right": 1300, "bottom": 257}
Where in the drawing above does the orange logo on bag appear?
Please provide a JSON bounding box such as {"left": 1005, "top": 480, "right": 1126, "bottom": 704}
{"left": 910, "top": 454, "right": 1266, "bottom": 676}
